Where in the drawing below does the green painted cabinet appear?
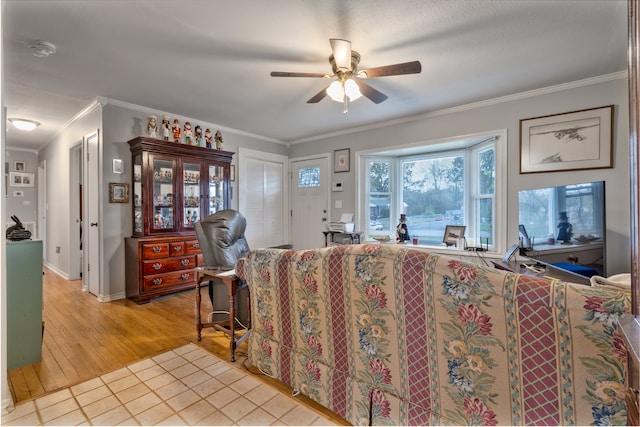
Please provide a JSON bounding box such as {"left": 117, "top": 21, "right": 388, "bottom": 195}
{"left": 7, "top": 240, "right": 43, "bottom": 370}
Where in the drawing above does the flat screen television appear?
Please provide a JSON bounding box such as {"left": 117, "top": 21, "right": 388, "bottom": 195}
{"left": 518, "top": 181, "right": 605, "bottom": 278}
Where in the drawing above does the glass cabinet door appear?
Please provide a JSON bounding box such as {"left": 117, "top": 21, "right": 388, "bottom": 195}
{"left": 151, "top": 157, "right": 175, "bottom": 232}
{"left": 183, "top": 162, "right": 201, "bottom": 228}
{"left": 133, "top": 154, "right": 143, "bottom": 234}
{"left": 208, "top": 164, "right": 225, "bottom": 216}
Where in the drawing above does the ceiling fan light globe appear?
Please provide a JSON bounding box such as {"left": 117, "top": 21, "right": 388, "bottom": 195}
{"left": 344, "top": 79, "right": 362, "bottom": 101}
{"left": 327, "top": 80, "right": 345, "bottom": 102}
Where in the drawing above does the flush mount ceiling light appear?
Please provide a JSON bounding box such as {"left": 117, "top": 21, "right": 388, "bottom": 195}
{"left": 9, "top": 118, "right": 40, "bottom": 131}
{"left": 271, "top": 38, "right": 421, "bottom": 114}
{"left": 30, "top": 40, "right": 56, "bottom": 58}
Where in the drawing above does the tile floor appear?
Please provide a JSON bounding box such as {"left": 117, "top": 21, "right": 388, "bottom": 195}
{"left": 2, "top": 344, "right": 337, "bottom": 426}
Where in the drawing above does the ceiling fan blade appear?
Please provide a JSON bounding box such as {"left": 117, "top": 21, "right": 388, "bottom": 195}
{"left": 271, "top": 71, "right": 328, "bottom": 78}
{"left": 360, "top": 60, "right": 422, "bottom": 78}
{"left": 307, "top": 86, "right": 330, "bottom": 103}
{"left": 355, "top": 80, "right": 388, "bottom": 104}
{"left": 330, "top": 38, "right": 352, "bottom": 71}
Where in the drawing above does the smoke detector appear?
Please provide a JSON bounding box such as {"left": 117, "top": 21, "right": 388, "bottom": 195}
{"left": 30, "top": 40, "right": 56, "bottom": 58}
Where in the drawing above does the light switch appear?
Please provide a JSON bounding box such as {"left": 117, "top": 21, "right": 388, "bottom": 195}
{"left": 335, "top": 200, "right": 342, "bottom": 209}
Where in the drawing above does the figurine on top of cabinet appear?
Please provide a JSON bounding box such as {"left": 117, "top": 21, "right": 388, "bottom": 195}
{"left": 162, "top": 115, "right": 170, "bottom": 141}
{"left": 172, "top": 119, "right": 181, "bottom": 143}
{"left": 215, "top": 130, "right": 223, "bottom": 150}
{"left": 205, "top": 128, "right": 213, "bottom": 148}
{"left": 184, "top": 122, "right": 193, "bottom": 145}
{"left": 148, "top": 115, "right": 159, "bottom": 138}
{"left": 194, "top": 125, "right": 203, "bottom": 147}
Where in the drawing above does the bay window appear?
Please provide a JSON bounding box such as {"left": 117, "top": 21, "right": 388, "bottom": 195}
{"left": 361, "top": 134, "right": 502, "bottom": 251}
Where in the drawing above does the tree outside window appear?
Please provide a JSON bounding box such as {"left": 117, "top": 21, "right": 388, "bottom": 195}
{"left": 365, "top": 140, "right": 496, "bottom": 247}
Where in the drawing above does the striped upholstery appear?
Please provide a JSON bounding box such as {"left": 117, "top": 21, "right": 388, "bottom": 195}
{"left": 236, "top": 244, "right": 629, "bottom": 426}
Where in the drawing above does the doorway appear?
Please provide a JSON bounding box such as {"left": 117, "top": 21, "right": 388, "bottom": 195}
{"left": 37, "top": 160, "right": 46, "bottom": 244}
{"left": 290, "top": 155, "right": 330, "bottom": 250}
{"left": 238, "top": 148, "right": 289, "bottom": 248}
{"left": 69, "top": 146, "right": 82, "bottom": 280}
{"left": 82, "top": 132, "right": 100, "bottom": 297}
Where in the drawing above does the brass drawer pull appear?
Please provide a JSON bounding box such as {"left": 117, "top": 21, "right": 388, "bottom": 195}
{"left": 181, "top": 273, "right": 190, "bottom": 280}
{"left": 173, "top": 246, "right": 181, "bottom": 252}
{"left": 192, "top": 243, "right": 200, "bottom": 249}
{"left": 181, "top": 259, "right": 190, "bottom": 266}
{"left": 153, "top": 278, "right": 163, "bottom": 285}
{"left": 152, "top": 246, "right": 162, "bottom": 253}
{"left": 152, "top": 263, "right": 163, "bottom": 270}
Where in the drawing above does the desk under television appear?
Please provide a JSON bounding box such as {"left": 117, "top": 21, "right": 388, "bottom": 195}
{"left": 491, "top": 258, "right": 592, "bottom": 285}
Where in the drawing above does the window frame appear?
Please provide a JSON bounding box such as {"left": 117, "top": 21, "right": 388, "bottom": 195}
{"left": 357, "top": 130, "right": 507, "bottom": 253}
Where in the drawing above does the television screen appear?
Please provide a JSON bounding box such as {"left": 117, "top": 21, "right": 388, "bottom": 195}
{"left": 518, "top": 181, "right": 605, "bottom": 278}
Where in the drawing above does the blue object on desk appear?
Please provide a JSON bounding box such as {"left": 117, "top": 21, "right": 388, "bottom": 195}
{"left": 552, "top": 262, "right": 598, "bottom": 278}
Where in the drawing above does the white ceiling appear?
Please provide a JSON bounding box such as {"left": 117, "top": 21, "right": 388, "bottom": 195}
{"left": 3, "top": 0, "right": 628, "bottom": 152}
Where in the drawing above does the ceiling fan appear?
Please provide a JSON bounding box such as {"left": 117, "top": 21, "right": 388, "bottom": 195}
{"left": 271, "top": 39, "right": 422, "bottom": 113}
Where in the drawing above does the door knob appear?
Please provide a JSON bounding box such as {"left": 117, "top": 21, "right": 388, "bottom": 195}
{"left": 90, "top": 222, "right": 98, "bottom": 227}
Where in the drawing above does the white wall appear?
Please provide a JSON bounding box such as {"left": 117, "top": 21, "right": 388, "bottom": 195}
{"left": 38, "top": 105, "right": 102, "bottom": 278}
{"left": 289, "top": 74, "right": 630, "bottom": 275}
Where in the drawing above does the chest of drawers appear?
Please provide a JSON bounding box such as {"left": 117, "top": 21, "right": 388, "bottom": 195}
{"left": 125, "top": 235, "right": 205, "bottom": 303}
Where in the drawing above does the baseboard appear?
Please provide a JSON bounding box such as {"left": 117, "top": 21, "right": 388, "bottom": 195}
{"left": 1, "top": 396, "right": 15, "bottom": 415}
{"left": 43, "top": 263, "right": 126, "bottom": 302}
{"left": 43, "top": 262, "right": 70, "bottom": 280}
{"left": 98, "top": 292, "right": 126, "bottom": 302}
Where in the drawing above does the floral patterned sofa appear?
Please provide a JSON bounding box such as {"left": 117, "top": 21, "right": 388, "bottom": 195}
{"left": 236, "top": 244, "right": 630, "bottom": 425}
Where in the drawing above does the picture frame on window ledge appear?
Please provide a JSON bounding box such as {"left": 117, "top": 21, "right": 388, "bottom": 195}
{"left": 519, "top": 105, "right": 614, "bottom": 174}
{"left": 443, "top": 225, "right": 466, "bottom": 247}
{"left": 334, "top": 148, "right": 350, "bottom": 173}
{"left": 109, "top": 182, "right": 129, "bottom": 203}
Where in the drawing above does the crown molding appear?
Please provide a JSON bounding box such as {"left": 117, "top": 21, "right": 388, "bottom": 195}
{"left": 5, "top": 98, "right": 104, "bottom": 153}
{"left": 4, "top": 146, "right": 38, "bottom": 155}
{"left": 99, "top": 97, "right": 288, "bottom": 146}
{"left": 290, "top": 71, "right": 627, "bottom": 145}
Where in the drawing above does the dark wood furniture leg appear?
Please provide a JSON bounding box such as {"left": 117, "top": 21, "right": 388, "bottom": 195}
{"left": 217, "top": 274, "right": 239, "bottom": 361}
{"left": 194, "top": 268, "right": 245, "bottom": 362}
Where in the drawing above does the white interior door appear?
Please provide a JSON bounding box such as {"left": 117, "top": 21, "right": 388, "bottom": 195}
{"left": 37, "top": 160, "right": 46, "bottom": 243}
{"left": 290, "top": 156, "right": 329, "bottom": 250}
{"left": 238, "top": 148, "right": 289, "bottom": 249}
{"left": 69, "top": 146, "right": 82, "bottom": 280}
{"left": 82, "top": 131, "right": 100, "bottom": 296}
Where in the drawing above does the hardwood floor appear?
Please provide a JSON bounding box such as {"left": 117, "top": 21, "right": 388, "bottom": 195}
{"left": 7, "top": 267, "right": 348, "bottom": 425}
{"left": 8, "top": 268, "right": 214, "bottom": 402}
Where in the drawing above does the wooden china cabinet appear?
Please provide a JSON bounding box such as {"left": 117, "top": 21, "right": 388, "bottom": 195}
{"left": 124, "top": 136, "right": 233, "bottom": 303}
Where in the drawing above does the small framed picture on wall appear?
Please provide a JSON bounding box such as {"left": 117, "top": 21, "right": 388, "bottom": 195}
{"left": 109, "top": 183, "right": 129, "bottom": 203}
{"left": 334, "top": 148, "right": 350, "bottom": 173}
{"left": 9, "top": 172, "right": 34, "bottom": 187}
